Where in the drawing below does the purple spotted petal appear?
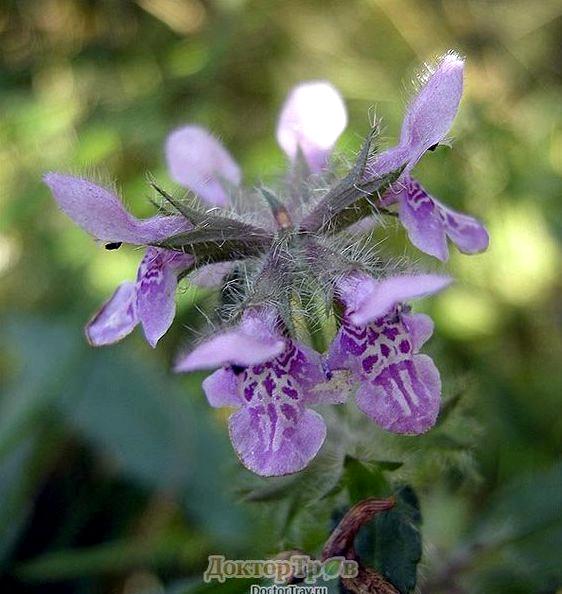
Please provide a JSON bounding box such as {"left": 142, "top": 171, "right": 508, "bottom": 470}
{"left": 85, "top": 281, "right": 138, "bottom": 346}
{"left": 398, "top": 182, "right": 449, "bottom": 260}
{"left": 165, "top": 125, "right": 241, "bottom": 207}
{"left": 228, "top": 340, "right": 323, "bottom": 475}
{"left": 228, "top": 407, "right": 326, "bottom": 476}
{"left": 355, "top": 354, "right": 440, "bottom": 434}
{"left": 261, "top": 340, "right": 345, "bottom": 406}
{"left": 44, "top": 173, "right": 190, "bottom": 244}
{"left": 328, "top": 310, "right": 441, "bottom": 435}
{"left": 337, "top": 271, "right": 452, "bottom": 326}
{"left": 326, "top": 323, "right": 370, "bottom": 377}
{"left": 276, "top": 81, "right": 347, "bottom": 173}
{"left": 198, "top": 338, "right": 337, "bottom": 476}
{"left": 399, "top": 177, "right": 489, "bottom": 261}
{"left": 235, "top": 340, "right": 314, "bottom": 415}
{"left": 326, "top": 326, "right": 356, "bottom": 374}
{"left": 202, "top": 368, "right": 241, "bottom": 408}
{"left": 136, "top": 247, "right": 194, "bottom": 348}
{"left": 175, "top": 308, "right": 285, "bottom": 372}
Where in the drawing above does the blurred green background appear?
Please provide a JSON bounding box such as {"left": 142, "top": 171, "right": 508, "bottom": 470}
{"left": 1, "top": 0, "right": 561, "bottom": 593}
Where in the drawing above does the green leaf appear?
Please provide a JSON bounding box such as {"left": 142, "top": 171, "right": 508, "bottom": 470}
{"left": 148, "top": 180, "right": 214, "bottom": 226}
{"left": 15, "top": 530, "right": 209, "bottom": 582}
{"left": 475, "top": 460, "right": 562, "bottom": 544}
{"left": 344, "top": 457, "right": 393, "bottom": 503}
{"left": 323, "top": 558, "right": 343, "bottom": 579}
{"left": 297, "top": 127, "right": 399, "bottom": 232}
{"left": 435, "top": 387, "right": 467, "bottom": 427}
{"left": 0, "top": 431, "right": 62, "bottom": 563}
{"left": 3, "top": 315, "right": 251, "bottom": 549}
{"left": 157, "top": 219, "right": 272, "bottom": 262}
{"left": 460, "top": 461, "right": 562, "bottom": 592}
{"left": 58, "top": 347, "right": 251, "bottom": 543}
{"left": 0, "top": 317, "right": 78, "bottom": 562}
{"left": 356, "top": 486, "right": 423, "bottom": 594}
{"left": 0, "top": 318, "right": 81, "bottom": 458}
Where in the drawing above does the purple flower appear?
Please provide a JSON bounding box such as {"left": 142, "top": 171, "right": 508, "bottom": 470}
{"left": 165, "top": 82, "right": 348, "bottom": 189}
{"left": 176, "top": 308, "right": 345, "bottom": 476}
{"left": 327, "top": 272, "right": 451, "bottom": 434}
{"left": 276, "top": 81, "right": 347, "bottom": 173}
{"left": 86, "top": 247, "right": 193, "bottom": 347}
{"left": 366, "top": 53, "right": 488, "bottom": 260}
{"left": 165, "top": 125, "right": 242, "bottom": 207}
{"left": 44, "top": 173, "right": 195, "bottom": 346}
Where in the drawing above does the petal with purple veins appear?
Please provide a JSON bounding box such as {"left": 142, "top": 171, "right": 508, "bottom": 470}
{"left": 136, "top": 247, "right": 193, "bottom": 348}
{"left": 165, "top": 125, "right": 241, "bottom": 207}
{"left": 276, "top": 81, "right": 347, "bottom": 173}
{"left": 44, "top": 173, "right": 190, "bottom": 244}
{"left": 330, "top": 310, "right": 442, "bottom": 435}
{"left": 327, "top": 324, "right": 367, "bottom": 375}
{"left": 228, "top": 406, "right": 326, "bottom": 476}
{"left": 270, "top": 340, "right": 346, "bottom": 405}
{"left": 279, "top": 342, "right": 325, "bottom": 400}
{"left": 398, "top": 177, "right": 488, "bottom": 260}
{"left": 440, "top": 203, "right": 490, "bottom": 255}
{"left": 190, "top": 335, "right": 338, "bottom": 475}
{"left": 356, "top": 354, "right": 441, "bottom": 434}
{"left": 85, "top": 281, "right": 138, "bottom": 346}
{"left": 398, "top": 180, "right": 449, "bottom": 260}
{"left": 326, "top": 327, "right": 353, "bottom": 373}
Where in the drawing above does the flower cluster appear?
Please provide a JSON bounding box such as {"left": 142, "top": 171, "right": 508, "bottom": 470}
{"left": 44, "top": 52, "right": 488, "bottom": 477}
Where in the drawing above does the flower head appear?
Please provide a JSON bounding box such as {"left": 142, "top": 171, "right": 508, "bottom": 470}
{"left": 86, "top": 247, "right": 193, "bottom": 347}
{"left": 44, "top": 173, "right": 195, "bottom": 346}
{"left": 365, "top": 53, "right": 488, "bottom": 260}
{"left": 44, "top": 51, "right": 486, "bottom": 475}
{"left": 327, "top": 273, "right": 451, "bottom": 434}
{"left": 176, "top": 308, "right": 344, "bottom": 476}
